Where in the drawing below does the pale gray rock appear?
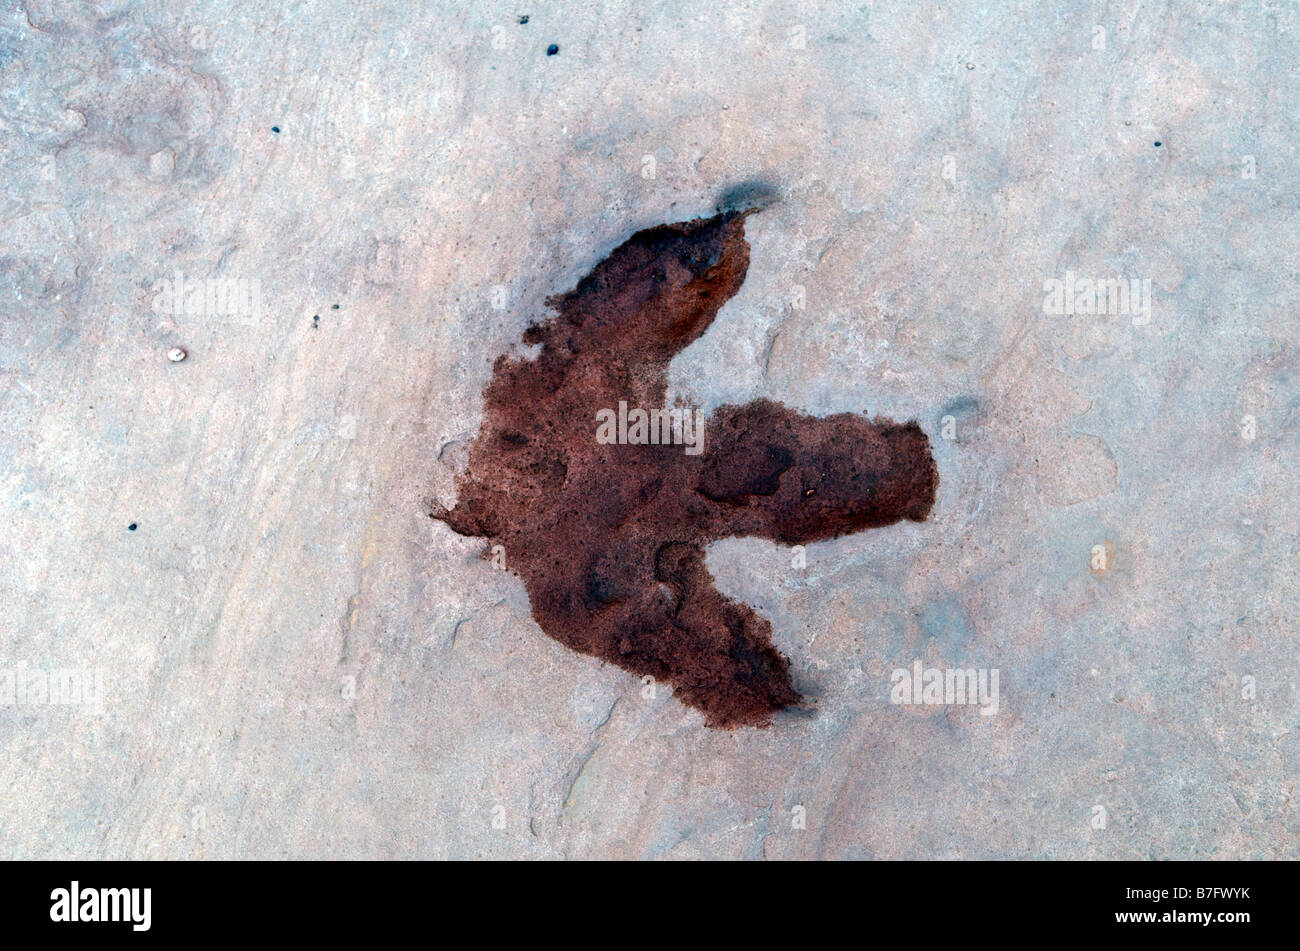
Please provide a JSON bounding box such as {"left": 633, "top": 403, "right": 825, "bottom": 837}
{"left": 1, "top": 0, "right": 1296, "bottom": 859}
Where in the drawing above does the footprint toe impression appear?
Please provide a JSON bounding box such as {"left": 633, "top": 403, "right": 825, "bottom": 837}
{"left": 434, "top": 209, "right": 938, "bottom": 727}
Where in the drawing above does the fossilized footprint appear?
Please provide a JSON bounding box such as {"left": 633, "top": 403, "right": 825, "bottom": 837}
{"left": 433, "top": 208, "right": 938, "bottom": 727}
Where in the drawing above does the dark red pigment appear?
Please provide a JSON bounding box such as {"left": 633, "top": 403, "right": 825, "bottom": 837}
{"left": 433, "top": 210, "right": 938, "bottom": 727}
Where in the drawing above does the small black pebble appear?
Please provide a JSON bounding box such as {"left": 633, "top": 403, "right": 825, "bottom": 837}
{"left": 312, "top": 314, "right": 319, "bottom": 327}
{"left": 331, "top": 303, "right": 339, "bottom": 310}
{"left": 1154, "top": 141, "right": 1161, "bottom": 147}
{"left": 547, "top": 44, "right": 558, "bottom": 55}
{"left": 271, "top": 126, "right": 280, "bottom": 134}
{"left": 518, "top": 15, "right": 529, "bottom": 24}
{"left": 128, "top": 523, "right": 137, "bottom": 531}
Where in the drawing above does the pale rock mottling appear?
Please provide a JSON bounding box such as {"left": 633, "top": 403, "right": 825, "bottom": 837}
{"left": 1, "top": 1, "right": 1297, "bottom": 859}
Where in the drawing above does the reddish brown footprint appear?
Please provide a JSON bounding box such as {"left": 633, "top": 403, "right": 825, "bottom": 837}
{"left": 433, "top": 208, "right": 938, "bottom": 727}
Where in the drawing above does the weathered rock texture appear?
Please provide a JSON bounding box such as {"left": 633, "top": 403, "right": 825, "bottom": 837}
{"left": 1, "top": 1, "right": 1296, "bottom": 860}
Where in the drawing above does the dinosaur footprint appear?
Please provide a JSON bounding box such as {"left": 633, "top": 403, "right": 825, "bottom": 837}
{"left": 434, "top": 209, "right": 938, "bottom": 727}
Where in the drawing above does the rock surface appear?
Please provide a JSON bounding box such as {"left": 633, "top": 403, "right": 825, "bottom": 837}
{"left": 1, "top": 1, "right": 1296, "bottom": 859}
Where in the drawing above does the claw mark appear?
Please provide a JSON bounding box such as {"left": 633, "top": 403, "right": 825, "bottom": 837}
{"left": 447, "top": 597, "right": 507, "bottom": 647}
{"left": 433, "top": 207, "right": 938, "bottom": 727}
{"left": 562, "top": 744, "right": 601, "bottom": 813}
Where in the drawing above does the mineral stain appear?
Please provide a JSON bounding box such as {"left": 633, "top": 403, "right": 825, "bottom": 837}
{"left": 433, "top": 208, "right": 938, "bottom": 727}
